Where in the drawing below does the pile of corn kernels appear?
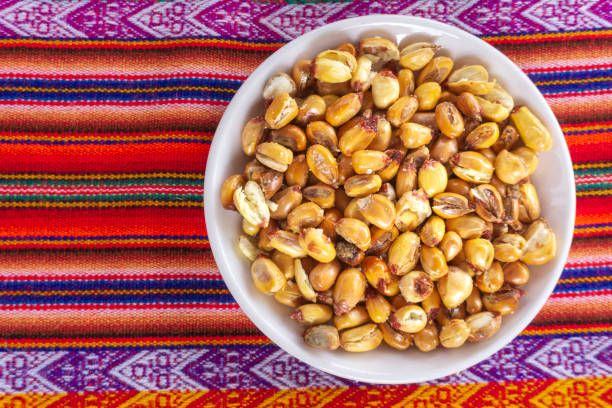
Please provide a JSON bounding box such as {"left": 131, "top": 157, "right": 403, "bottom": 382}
{"left": 221, "top": 37, "right": 557, "bottom": 352}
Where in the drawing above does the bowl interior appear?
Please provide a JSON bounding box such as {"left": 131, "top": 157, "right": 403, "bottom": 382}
{"left": 204, "top": 15, "right": 575, "bottom": 384}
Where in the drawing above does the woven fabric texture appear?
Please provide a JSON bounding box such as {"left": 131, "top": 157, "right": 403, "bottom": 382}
{"left": 0, "top": 1, "right": 609, "bottom": 407}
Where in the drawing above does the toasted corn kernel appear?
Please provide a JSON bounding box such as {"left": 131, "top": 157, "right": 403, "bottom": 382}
{"left": 367, "top": 226, "right": 398, "bottom": 256}
{"left": 439, "top": 319, "right": 470, "bottom": 348}
{"left": 318, "top": 290, "right": 335, "bottom": 305}
{"left": 510, "top": 106, "right": 552, "bottom": 151}
{"left": 285, "top": 155, "right": 308, "bottom": 187}
{"left": 313, "top": 49, "right": 357, "bottom": 83}
{"left": 335, "top": 217, "right": 371, "bottom": 251}
{"left": 291, "top": 303, "right": 333, "bottom": 325}
{"left": 368, "top": 115, "right": 392, "bottom": 151}
{"left": 419, "top": 287, "right": 440, "bottom": 320}
{"left": 241, "top": 116, "right": 265, "bottom": 156}
{"left": 333, "top": 190, "right": 350, "bottom": 215}
{"left": 417, "top": 56, "right": 454, "bottom": 85}
{"left": 451, "top": 151, "right": 494, "bottom": 184}
{"left": 420, "top": 215, "right": 446, "bottom": 247}
{"left": 446, "top": 215, "right": 490, "bottom": 239}
{"left": 440, "top": 91, "right": 458, "bottom": 103}
{"left": 221, "top": 174, "right": 245, "bottom": 210}
{"left": 483, "top": 284, "right": 524, "bottom": 315}
{"left": 295, "top": 94, "right": 326, "bottom": 126}
{"left": 395, "top": 163, "right": 417, "bottom": 199}
{"left": 420, "top": 246, "right": 448, "bottom": 280}
{"left": 476, "top": 261, "right": 504, "bottom": 294}
{"left": 432, "top": 192, "right": 473, "bottom": 219}
{"left": 387, "top": 96, "right": 418, "bottom": 127}
{"left": 244, "top": 160, "right": 267, "bottom": 182}
{"left": 399, "top": 42, "right": 438, "bottom": 70}
{"left": 504, "top": 261, "right": 530, "bottom": 286}
{"left": 316, "top": 79, "right": 352, "bottom": 96}
{"left": 299, "top": 227, "right": 336, "bottom": 263}
{"left": 335, "top": 240, "right": 365, "bottom": 267}
{"left": 435, "top": 102, "right": 465, "bottom": 139}
{"left": 399, "top": 122, "right": 434, "bottom": 149}
{"left": 271, "top": 250, "right": 295, "bottom": 280}
{"left": 263, "top": 72, "right": 296, "bottom": 103}
{"left": 334, "top": 306, "right": 369, "bottom": 330}
{"left": 478, "top": 148, "right": 497, "bottom": 163}
{"left": 320, "top": 208, "right": 342, "bottom": 240}
{"left": 495, "top": 149, "right": 529, "bottom": 185}
{"left": 258, "top": 220, "right": 278, "bottom": 251}
{"left": 503, "top": 184, "right": 521, "bottom": 225}
{"left": 303, "top": 184, "right": 335, "bottom": 209}
{"left": 379, "top": 321, "right": 412, "bottom": 350}
{"left": 356, "top": 194, "right": 397, "bottom": 231}
{"left": 415, "top": 82, "right": 443, "bottom": 113}
{"left": 390, "top": 304, "right": 428, "bottom": 333}
{"left": 269, "top": 230, "right": 307, "bottom": 258}
{"left": 251, "top": 256, "right": 286, "bottom": 294}
{"left": 321, "top": 94, "right": 340, "bottom": 107}
{"left": 477, "top": 82, "right": 514, "bottom": 121}
{"left": 344, "top": 198, "right": 369, "bottom": 223}
{"left": 309, "top": 259, "right": 340, "bottom": 292}
{"left": 359, "top": 37, "right": 400, "bottom": 64}
{"left": 363, "top": 256, "right": 392, "bottom": 293}
{"left": 395, "top": 188, "right": 432, "bottom": 231}
{"left": 270, "top": 186, "right": 302, "bottom": 220}
{"left": 344, "top": 174, "right": 382, "bottom": 197}
{"left": 335, "top": 154, "right": 355, "bottom": 186}
{"left": 388, "top": 231, "right": 420, "bottom": 275}
{"left": 378, "top": 182, "right": 396, "bottom": 202}
{"left": 398, "top": 68, "right": 415, "bottom": 96}
{"left": 439, "top": 231, "right": 463, "bottom": 262}
{"left": 351, "top": 56, "right": 373, "bottom": 92}
{"left": 430, "top": 135, "right": 458, "bottom": 164}
{"left": 464, "top": 238, "right": 494, "bottom": 272}
{"left": 399, "top": 270, "right": 434, "bottom": 303}
{"left": 237, "top": 235, "right": 261, "bottom": 261}
{"left": 456, "top": 92, "right": 483, "bottom": 121}
{"left": 390, "top": 294, "right": 409, "bottom": 311}
{"left": 383, "top": 275, "right": 400, "bottom": 297}
{"left": 242, "top": 219, "right": 260, "bottom": 236}
{"left": 253, "top": 170, "right": 283, "bottom": 200}
{"left": 360, "top": 90, "right": 375, "bottom": 113}
{"left": 234, "top": 181, "right": 270, "bottom": 229}
{"left": 327, "top": 92, "right": 363, "bottom": 127}
{"left": 492, "top": 124, "right": 519, "bottom": 154}
{"left": 339, "top": 116, "right": 378, "bottom": 156}
{"left": 377, "top": 149, "right": 403, "bottom": 182}
{"left": 445, "top": 178, "right": 471, "bottom": 198}
{"left": 303, "top": 325, "right": 340, "bottom": 350}
{"left": 268, "top": 125, "right": 307, "bottom": 152}
{"left": 465, "top": 311, "right": 501, "bottom": 342}
{"left": 351, "top": 150, "right": 390, "bottom": 175}
{"left": 265, "top": 93, "right": 299, "bottom": 129}
{"left": 293, "top": 258, "right": 317, "bottom": 302}
{"left": 518, "top": 183, "right": 541, "bottom": 223}
{"left": 465, "top": 287, "right": 483, "bottom": 315}
{"left": 274, "top": 280, "right": 303, "bottom": 307}
{"left": 333, "top": 268, "right": 366, "bottom": 315}
{"left": 492, "top": 223, "right": 509, "bottom": 241}
{"left": 418, "top": 159, "right": 448, "bottom": 197}
{"left": 371, "top": 70, "right": 400, "bottom": 109}
{"left": 365, "top": 288, "right": 392, "bottom": 323}
{"left": 306, "top": 144, "right": 339, "bottom": 187}
{"left": 512, "top": 146, "right": 539, "bottom": 176}
{"left": 437, "top": 266, "right": 473, "bottom": 309}
{"left": 334, "top": 42, "right": 356, "bottom": 55}
{"left": 340, "top": 323, "right": 383, "bottom": 352}
{"left": 521, "top": 219, "right": 556, "bottom": 265}
{"left": 414, "top": 322, "right": 439, "bottom": 352}
{"left": 255, "top": 142, "right": 294, "bottom": 173}
{"left": 465, "top": 122, "right": 499, "bottom": 150}
{"left": 292, "top": 59, "right": 314, "bottom": 95}
{"left": 447, "top": 65, "right": 495, "bottom": 95}
{"left": 286, "top": 202, "right": 324, "bottom": 234}
{"left": 470, "top": 184, "right": 505, "bottom": 223}
{"left": 493, "top": 233, "right": 527, "bottom": 263}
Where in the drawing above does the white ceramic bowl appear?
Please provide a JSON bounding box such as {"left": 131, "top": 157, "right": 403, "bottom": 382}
{"left": 204, "top": 15, "right": 575, "bottom": 384}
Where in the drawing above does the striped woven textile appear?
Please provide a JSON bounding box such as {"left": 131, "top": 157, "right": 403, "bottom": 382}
{"left": 0, "top": 1, "right": 609, "bottom": 407}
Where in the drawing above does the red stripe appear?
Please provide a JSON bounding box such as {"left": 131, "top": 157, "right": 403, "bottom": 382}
{"left": 0, "top": 99, "right": 229, "bottom": 107}
{"left": 549, "top": 289, "right": 611, "bottom": 298}
{"left": 0, "top": 71, "right": 247, "bottom": 81}
{"left": 0, "top": 130, "right": 213, "bottom": 138}
{"left": 570, "top": 141, "right": 612, "bottom": 163}
{"left": 562, "top": 120, "right": 612, "bottom": 129}
{"left": 523, "top": 63, "right": 612, "bottom": 74}
{"left": 0, "top": 142, "right": 209, "bottom": 173}
{"left": 0, "top": 303, "right": 239, "bottom": 311}
{"left": 486, "top": 32, "right": 612, "bottom": 45}
{"left": 545, "top": 89, "right": 612, "bottom": 98}
{"left": 0, "top": 40, "right": 282, "bottom": 52}
{"left": 0, "top": 273, "right": 221, "bottom": 282}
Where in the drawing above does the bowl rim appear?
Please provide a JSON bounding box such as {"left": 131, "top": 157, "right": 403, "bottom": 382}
{"left": 204, "top": 14, "right": 576, "bottom": 384}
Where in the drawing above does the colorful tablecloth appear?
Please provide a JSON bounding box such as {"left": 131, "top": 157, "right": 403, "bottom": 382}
{"left": 0, "top": 1, "right": 609, "bottom": 407}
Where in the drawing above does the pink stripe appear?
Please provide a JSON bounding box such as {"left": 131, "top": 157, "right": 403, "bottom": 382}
{"left": 0, "top": 186, "right": 203, "bottom": 194}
